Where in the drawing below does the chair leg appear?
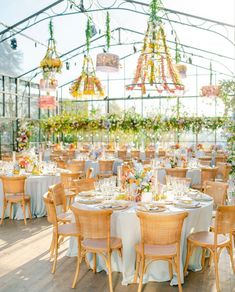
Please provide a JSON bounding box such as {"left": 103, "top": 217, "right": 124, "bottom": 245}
{"left": 107, "top": 253, "right": 113, "bottom": 292}
{"left": 22, "top": 203, "right": 27, "bottom": 225}
{"left": 137, "top": 257, "right": 145, "bottom": 292}
{"left": 93, "top": 253, "right": 96, "bottom": 273}
{"left": 117, "top": 247, "right": 122, "bottom": 259}
{"left": 184, "top": 241, "right": 193, "bottom": 276}
{"left": 1, "top": 202, "right": 6, "bottom": 225}
{"left": 168, "top": 260, "right": 173, "bottom": 280}
{"left": 175, "top": 254, "right": 183, "bottom": 292}
{"left": 72, "top": 239, "right": 81, "bottom": 288}
{"left": 27, "top": 202, "right": 32, "bottom": 219}
{"left": 9, "top": 202, "right": 13, "bottom": 219}
{"left": 50, "top": 233, "right": 55, "bottom": 259}
{"left": 228, "top": 243, "right": 235, "bottom": 274}
{"left": 212, "top": 250, "right": 220, "bottom": 292}
{"left": 201, "top": 248, "right": 206, "bottom": 271}
{"left": 52, "top": 234, "right": 58, "bottom": 274}
{"left": 133, "top": 253, "right": 140, "bottom": 283}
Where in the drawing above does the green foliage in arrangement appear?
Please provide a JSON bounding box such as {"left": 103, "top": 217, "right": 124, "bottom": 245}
{"left": 40, "top": 110, "right": 227, "bottom": 136}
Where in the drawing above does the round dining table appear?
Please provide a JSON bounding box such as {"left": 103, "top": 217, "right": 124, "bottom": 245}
{"left": 0, "top": 174, "right": 60, "bottom": 220}
{"left": 67, "top": 197, "right": 213, "bottom": 286}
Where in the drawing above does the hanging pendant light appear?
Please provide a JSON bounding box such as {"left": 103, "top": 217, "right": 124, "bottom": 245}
{"left": 201, "top": 62, "right": 220, "bottom": 97}
{"left": 96, "top": 12, "right": 119, "bottom": 73}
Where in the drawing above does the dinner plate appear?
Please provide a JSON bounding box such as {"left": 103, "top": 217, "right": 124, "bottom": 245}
{"left": 77, "top": 198, "right": 103, "bottom": 205}
{"left": 174, "top": 201, "right": 201, "bottom": 209}
{"left": 79, "top": 190, "right": 96, "bottom": 197}
{"left": 98, "top": 202, "right": 129, "bottom": 210}
{"left": 137, "top": 205, "right": 167, "bottom": 213}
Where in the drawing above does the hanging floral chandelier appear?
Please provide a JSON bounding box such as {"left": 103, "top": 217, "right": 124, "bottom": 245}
{"left": 40, "top": 20, "right": 62, "bottom": 80}
{"left": 96, "top": 12, "right": 119, "bottom": 73}
{"left": 39, "top": 20, "right": 62, "bottom": 109}
{"left": 70, "top": 18, "right": 105, "bottom": 98}
{"left": 126, "top": 0, "right": 184, "bottom": 95}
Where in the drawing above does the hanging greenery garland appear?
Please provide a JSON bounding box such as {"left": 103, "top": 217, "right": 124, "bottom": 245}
{"left": 41, "top": 111, "right": 227, "bottom": 136}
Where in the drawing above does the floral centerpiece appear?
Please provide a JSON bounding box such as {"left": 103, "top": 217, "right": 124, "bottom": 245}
{"left": 122, "top": 162, "right": 153, "bottom": 201}
{"left": 18, "top": 156, "right": 33, "bottom": 169}
{"left": 16, "top": 121, "right": 32, "bottom": 152}
{"left": 196, "top": 143, "right": 203, "bottom": 150}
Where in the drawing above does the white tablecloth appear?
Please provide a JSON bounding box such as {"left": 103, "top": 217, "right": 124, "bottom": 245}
{"left": 157, "top": 168, "right": 201, "bottom": 185}
{"left": 0, "top": 175, "right": 60, "bottom": 220}
{"left": 84, "top": 160, "right": 123, "bottom": 177}
{"left": 67, "top": 200, "right": 213, "bottom": 286}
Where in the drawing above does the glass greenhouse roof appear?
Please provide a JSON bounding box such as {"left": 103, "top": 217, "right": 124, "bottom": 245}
{"left": 0, "top": 0, "right": 234, "bottom": 99}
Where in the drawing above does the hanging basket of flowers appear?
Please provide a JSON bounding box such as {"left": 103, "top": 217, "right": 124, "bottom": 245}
{"left": 40, "top": 20, "right": 63, "bottom": 79}
{"left": 70, "top": 55, "right": 105, "bottom": 98}
{"left": 70, "top": 18, "right": 105, "bottom": 99}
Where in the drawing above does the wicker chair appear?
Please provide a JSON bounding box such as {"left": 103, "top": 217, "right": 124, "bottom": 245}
{"left": 158, "top": 150, "right": 166, "bottom": 157}
{"left": 73, "top": 178, "right": 96, "bottom": 194}
{"left": 184, "top": 205, "right": 235, "bottom": 292}
{"left": 67, "top": 160, "right": 85, "bottom": 176}
{"left": 165, "top": 167, "right": 188, "bottom": 178}
{"left": 134, "top": 211, "right": 188, "bottom": 292}
{"left": 215, "top": 155, "right": 227, "bottom": 164}
{"left": 49, "top": 183, "right": 72, "bottom": 223}
{"left": 98, "top": 160, "right": 114, "bottom": 178}
{"left": 192, "top": 167, "right": 218, "bottom": 191}
{"left": 198, "top": 156, "right": 211, "bottom": 166}
{"left": 0, "top": 175, "right": 32, "bottom": 225}
{"left": 216, "top": 162, "right": 232, "bottom": 182}
{"left": 70, "top": 206, "right": 122, "bottom": 291}
{"left": 43, "top": 193, "right": 79, "bottom": 273}
{"left": 204, "top": 181, "right": 228, "bottom": 206}
{"left": 131, "top": 150, "right": 140, "bottom": 160}
{"left": 60, "top": 172, "right": 81, "bottom": 206}
{"left": 145, "top": 150, "right": 155, "bottom": 159}
{"left": 117, "top": 150, "right": 127, "bottom": 160}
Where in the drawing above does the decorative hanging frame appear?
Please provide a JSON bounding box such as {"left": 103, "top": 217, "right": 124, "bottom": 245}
{"left": 126, "top": 0, "right": 184, "bottom": 95}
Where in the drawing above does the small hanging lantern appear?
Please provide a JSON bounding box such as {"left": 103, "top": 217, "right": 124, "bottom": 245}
{"left": 96, "top": 53, "right": 119, "bottom": 72}
{"left": 70, "top": 18, "right": 105, "bottom": 99}
{"left": 201, "top": 85, "right": 220, "bottom": 97}
{"left": 39, "top": 96, "right": 57, "bottom": 109}
{"left": 96, "top": 12, "right": 119, "bottom": 73}
{"left": 201, "top": 62, "right": 220, "bottom": 97}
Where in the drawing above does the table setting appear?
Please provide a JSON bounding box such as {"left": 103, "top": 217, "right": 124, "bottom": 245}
{"left": 67, "top": 163, "right": 213, "bottom": 286}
